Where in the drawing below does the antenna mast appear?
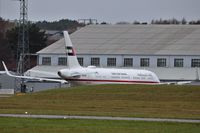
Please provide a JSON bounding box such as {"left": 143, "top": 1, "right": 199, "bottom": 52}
{"left": 16, "top": 0, "right": 30, "bottom": 92}
{"left": 17, "top": 0, "right": 30, "bottom": 75}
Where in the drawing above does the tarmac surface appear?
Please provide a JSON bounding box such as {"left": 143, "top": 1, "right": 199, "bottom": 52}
{"left": 0, "top": 95, "right": 12, "bottom": 97}
{"left": 0, "top": 114, "right": 200, "bottom": 123}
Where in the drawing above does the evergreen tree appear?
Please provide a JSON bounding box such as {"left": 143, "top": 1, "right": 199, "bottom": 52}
{"left": 6, "top": 23, "right": 47, "bottom": 57}
{"left": 181, "top": 18, "right": 187, "bottom": 25}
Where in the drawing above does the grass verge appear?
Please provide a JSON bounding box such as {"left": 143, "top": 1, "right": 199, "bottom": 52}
{"left": 0, "top": 117, "right": 200, "bottom": 133}
{"left": 0, "top": 84, "right": 200, "bottom": 119}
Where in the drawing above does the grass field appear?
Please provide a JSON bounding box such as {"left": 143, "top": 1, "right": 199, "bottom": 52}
{"left": 0, "top": 117, "right": 200, "bottom": 133}
{"left": 0, "top": 84, "right": 200, "bottom": 119}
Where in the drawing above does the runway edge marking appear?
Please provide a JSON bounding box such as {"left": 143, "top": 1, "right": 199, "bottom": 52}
{"left": 0, "top": 114, "right": 200, "bottom": 123}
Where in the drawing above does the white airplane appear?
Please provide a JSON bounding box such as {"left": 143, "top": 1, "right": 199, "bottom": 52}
{"left": 2, "top": 31, "right": 162, "bottom": 85}
{"left": 57, "top": 31, "right": 160, "bottom": 85}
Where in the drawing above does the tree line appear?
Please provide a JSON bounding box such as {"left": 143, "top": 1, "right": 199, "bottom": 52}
{"left": 115, "top": 18, "right": 200, "bottom": 25}
{"left": 0, "top": 17, "right": 85, "bottom": 70}
{"left": 35, "top": 19, "right": 85, "bottom": 32}
{"left": 0, "top": 18, "right": 47, "bottom": 70}
{"left": 151, "top": 18, "right": 200, "bottom": 25}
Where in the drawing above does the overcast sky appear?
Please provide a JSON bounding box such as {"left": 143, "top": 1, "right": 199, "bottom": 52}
{"left": 0, "top": 0, "right": 200, "bottom": 23}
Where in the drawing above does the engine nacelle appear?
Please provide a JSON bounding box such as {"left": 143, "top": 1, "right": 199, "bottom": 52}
{"left": 58, "top": 69, "right": 80, "bottom": 78}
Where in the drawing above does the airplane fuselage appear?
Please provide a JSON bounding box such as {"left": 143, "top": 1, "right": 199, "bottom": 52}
{"left": 58, "top": 67, "right": 160, "bottom": 85}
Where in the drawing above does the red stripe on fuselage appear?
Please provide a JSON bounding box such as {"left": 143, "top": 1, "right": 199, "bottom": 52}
{"left": 64, "top": 78, "right": 159, "bottom": 84}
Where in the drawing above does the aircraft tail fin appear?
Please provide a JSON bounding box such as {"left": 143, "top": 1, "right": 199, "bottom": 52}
{"left": 63, "top": 31, "right": 82, "bottom": 69}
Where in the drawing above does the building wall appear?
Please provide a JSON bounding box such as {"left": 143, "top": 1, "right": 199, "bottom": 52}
{"left": 0, "top": 74, "right": 15, "bottom": 89}
{"left": 36, "top": 54, "right": 200, "bottom": 80}
{"left": 0, "top": 74, "right": 15, "bottom": 94}
{"left": 38, "top": 54, "right": 200, "bottom": 68}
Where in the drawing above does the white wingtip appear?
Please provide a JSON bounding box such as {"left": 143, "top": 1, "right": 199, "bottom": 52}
{"left": 2, "top": 61, "right": 14, "bottom": 77}
{"left": 2, "top": 61, "right": 9, "bottom": 75}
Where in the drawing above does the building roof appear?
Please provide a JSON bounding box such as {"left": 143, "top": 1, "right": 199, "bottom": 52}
{"left": 38, "top": 25, "right": 200, "bottom": 55}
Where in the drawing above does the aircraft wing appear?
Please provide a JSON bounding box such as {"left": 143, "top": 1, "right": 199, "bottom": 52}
{"left": 2, "top": 61, "right": 68, "bottom": 84}
{"left": 25, "top": 70, "right": 58, "bottom": 77}
{"left": 175, "top": 81, "right": 192, "bottom": 85}
{"left": 160, "top": 81, "right": 192, "bottom": 85}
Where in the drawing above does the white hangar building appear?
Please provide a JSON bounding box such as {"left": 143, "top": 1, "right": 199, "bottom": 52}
{"left": 32, "top": 25, "right": 200, "bottom": 81}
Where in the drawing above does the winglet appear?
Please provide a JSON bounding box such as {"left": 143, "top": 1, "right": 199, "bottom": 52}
{"left": 2, "top": 61, "right": 11, "bottom": 76}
